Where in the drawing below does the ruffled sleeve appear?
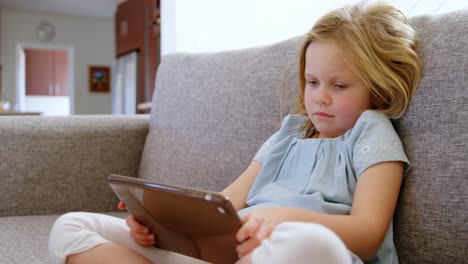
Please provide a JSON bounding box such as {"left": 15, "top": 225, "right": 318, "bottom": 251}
{"left": 351, "top": 110, "right": 410, "bottom": 177}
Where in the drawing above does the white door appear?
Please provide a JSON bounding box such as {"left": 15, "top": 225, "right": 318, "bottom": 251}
{"left": 112, "top": 51, "right": 138, "bottom": 114}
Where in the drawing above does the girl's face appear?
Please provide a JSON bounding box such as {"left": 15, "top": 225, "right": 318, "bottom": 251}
{"left": 304, "top": 40, "right": 373, "bottom": 138}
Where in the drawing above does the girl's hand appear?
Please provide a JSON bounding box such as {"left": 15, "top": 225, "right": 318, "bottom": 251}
{"left": 118, "top": 202, "right": 156, "bottom": 247}
{"left": 126, "top": 215, "right": 156, "bottom": 247}
{"left": 235, "top": 209, "right": 280, "bottom": 258}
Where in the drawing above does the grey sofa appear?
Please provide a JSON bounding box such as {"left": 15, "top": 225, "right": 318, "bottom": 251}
{"left": 1, "top": 10, "right": 467, "bottom": 264}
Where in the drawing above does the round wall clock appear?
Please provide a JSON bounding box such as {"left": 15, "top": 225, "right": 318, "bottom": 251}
{"left": 35, "top": 21, "right": 56, "bottom": 42}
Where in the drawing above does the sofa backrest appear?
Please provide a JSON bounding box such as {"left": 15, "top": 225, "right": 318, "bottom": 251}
{"left": 139, "top": 38, "right": 300, "bottom": 190}
{"left": 393, "top": 10, "right": 468, "bottom": 263}
{"left": 139, "top": 10, "right": 467, "bottom": 263}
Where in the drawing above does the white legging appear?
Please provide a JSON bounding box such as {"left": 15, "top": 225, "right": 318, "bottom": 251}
{"left": 48, "top": 212, "right": 352, "bottom": 264}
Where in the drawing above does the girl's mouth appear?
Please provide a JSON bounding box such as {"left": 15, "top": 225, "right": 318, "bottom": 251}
{"left": 314, "top": 111, "right": 333, "bottom": 118}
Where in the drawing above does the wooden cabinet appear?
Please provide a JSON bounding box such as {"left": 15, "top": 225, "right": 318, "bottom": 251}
{"left": 115, "top": 0, "right": 160, "bottom": 112}
{"left": 54, "top": 50, "right": 68, "bottom": 96}
{"left": 25, "top": 49, "right": 68, "bottom": 96}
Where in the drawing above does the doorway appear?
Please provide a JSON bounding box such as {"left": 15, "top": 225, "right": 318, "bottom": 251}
{"left": 16, "top": 43, "right": 74, "bottom": 115}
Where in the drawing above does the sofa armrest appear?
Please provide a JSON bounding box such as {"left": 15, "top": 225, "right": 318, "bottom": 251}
{"left": 0, "top": 115, "right": 149, "bottom": 217}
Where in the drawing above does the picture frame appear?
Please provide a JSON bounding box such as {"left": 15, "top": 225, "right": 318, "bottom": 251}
{"left": 89, "top": 65, "right": 110, "bottom": 93}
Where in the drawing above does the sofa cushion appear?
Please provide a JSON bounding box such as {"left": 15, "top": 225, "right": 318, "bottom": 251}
{"left": 0, "top": 212, "right": 127, "bottom": 264}
{"left": 393, "top": 10, "right": 468, "bottom": 263}
{"left": 139, "top": 38, "right": 300, "bottom": 191}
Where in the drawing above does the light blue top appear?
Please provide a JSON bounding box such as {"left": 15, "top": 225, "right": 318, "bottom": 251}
{"left": 237, "top": 110, "right": 409, "bottom": 264}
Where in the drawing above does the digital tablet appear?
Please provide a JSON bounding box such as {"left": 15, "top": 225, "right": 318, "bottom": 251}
{"left": 107, "top": 174, "right": 241, "bottom": 264}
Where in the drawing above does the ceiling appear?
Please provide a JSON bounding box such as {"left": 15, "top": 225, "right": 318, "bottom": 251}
{"left": 0, "top": 0, "right": 126, "bottom": 18}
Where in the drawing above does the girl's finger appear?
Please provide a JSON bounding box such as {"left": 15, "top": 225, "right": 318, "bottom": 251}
{"left": 254, "top": 220, "right": 273, "bottom": 241}
{"left": 126, "top": 215, "right": 149, "bottom": 234}
{"left": 130, "top": 230, "right": 156, "bottom": 246}
{"left": 236, "top": 215, "right": 263, "bottom": 243}
{"left": 117, "top": 202, "right": 126, "bottom": 210}
{"left": 236, "top": 235, "right": 261, "bottom": 258}
{"left": 236, "top": 222, "right": 273, "bottom": 257}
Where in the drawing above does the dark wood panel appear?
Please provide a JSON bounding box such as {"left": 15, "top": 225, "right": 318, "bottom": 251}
{"left": 115, "top": 0, "right": 160, "bottom": 112}
{"left": 115, "top": 0, "right": 145, "bottom": 56}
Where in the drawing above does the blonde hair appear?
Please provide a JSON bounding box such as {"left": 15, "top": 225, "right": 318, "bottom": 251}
{"left": 294, "top": 2, "right": 422, "bottom": 135}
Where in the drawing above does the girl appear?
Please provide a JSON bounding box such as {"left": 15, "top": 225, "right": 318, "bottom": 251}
{"left": 49, "top": 2, "right": 421, "bottom": 263}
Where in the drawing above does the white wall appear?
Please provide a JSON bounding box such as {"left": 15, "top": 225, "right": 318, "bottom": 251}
{"left": 0, "top": 8, "right": 115, "bottom": 114}
{"left": 161, "top": 0, "right": 468, "bottom": 55}
{"left": 2, "top": 1, "right": 466, "bottom": 113}
{"left": 25, "top": 96, "right": 69, "bottom": 115}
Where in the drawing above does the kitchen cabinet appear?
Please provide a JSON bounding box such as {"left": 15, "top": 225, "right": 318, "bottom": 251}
{"left": 25, "top": 49, "right": 68, "bottom": 96}
{"left": 115, "top": 0, "right": 160, "bottom": 112}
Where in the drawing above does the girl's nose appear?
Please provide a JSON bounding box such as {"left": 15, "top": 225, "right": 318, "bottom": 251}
{"left": 315, "top": 87, "right": 331, "bottom": 105}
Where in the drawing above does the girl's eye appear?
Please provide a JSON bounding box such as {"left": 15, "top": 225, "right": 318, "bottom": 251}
{"left": 335, "top": 84, "right": 347, "bottom": 90}
{"left": 306, "top": 80, "right": 319, "bottom": 87}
